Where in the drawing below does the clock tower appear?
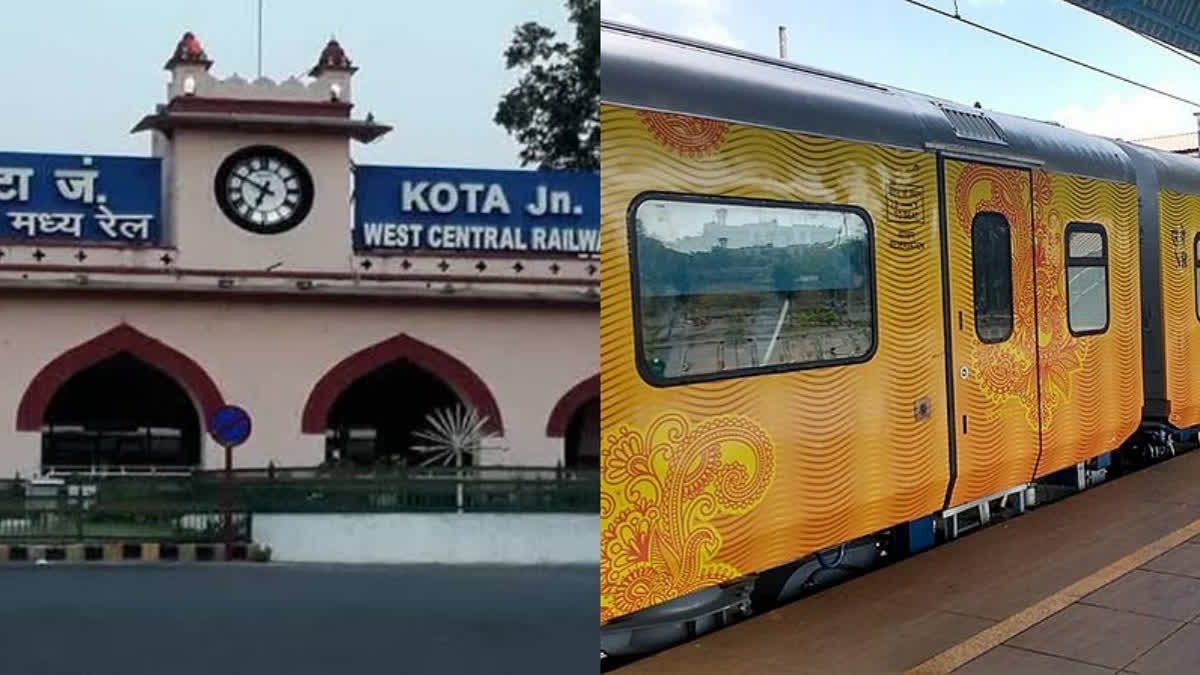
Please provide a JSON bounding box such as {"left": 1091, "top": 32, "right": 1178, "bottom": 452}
{"left": 133, "top": 32, "right": 391, "bottom": 272}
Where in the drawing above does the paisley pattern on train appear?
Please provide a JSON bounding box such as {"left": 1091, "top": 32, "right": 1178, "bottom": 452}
{"left": 943, "top": 161, "right": 1041, "bottom": 505}
{"left": 1032, "top": 173, "right": 1141, "bottom": 478}
{"left": 600, "top": 412, "right": 775, "bottom": 623}
{"left": 601, "top": 105, "right": 950, "bottom": 620}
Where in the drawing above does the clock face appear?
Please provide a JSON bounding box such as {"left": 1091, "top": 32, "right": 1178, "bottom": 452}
{"left": 214, "top": 146, "right": 314, "bottom": 234}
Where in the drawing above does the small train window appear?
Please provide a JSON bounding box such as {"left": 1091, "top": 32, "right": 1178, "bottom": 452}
{"left": 971, "top": 212, "right": 1014, "bottom": 343}
{"left": 628, "top": 194, "right": 875, "bottom": 385}
{"left": 1194, "top": 233, "right": 1200, "bottom": 323}
{"left": 1065, "top": 223, "right": 1108, "bottom": 336}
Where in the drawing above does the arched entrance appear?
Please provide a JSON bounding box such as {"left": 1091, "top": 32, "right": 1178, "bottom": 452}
{"left": 302, "top": 334, "right": 503, "bottom": 468}
{"left": 16, "top": 325, "right": 224, "bottom": 472}
{"left": 564, "top": 399, "right": 599, "bottom": 469}
{"left": 42, "top": 354, "right": 201, "bottom": 468}
{"left": 325, "top": 360, "right": 467, "bottom": 467}
{"left": 546, "top": 374, "right": 599, "bottom": 470}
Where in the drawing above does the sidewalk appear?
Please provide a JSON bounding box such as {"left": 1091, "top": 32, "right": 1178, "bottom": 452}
{"left": 952, "top": 535, "right": 1200, "bottom": 674}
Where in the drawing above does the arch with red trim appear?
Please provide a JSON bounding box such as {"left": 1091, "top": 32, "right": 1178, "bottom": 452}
{"left": 16, "top": 324, "right": 225, "bottom": 431}
{"left": 301, "top": 333, "right": 504, "bottom": 435}
{"left": 545, "top": 374, "right": 599, "bottom": 437}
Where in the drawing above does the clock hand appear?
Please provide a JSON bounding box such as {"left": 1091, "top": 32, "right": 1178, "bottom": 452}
{"left": 242, "top": 176, "right": 276, "bottom": 197}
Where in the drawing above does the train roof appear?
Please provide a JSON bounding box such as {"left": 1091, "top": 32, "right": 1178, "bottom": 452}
{"left": 602, "top": 20, "right": 1156, "bottom": 185}
{"left": 1117, "top": 139, "right": 1200, "bottom": 195}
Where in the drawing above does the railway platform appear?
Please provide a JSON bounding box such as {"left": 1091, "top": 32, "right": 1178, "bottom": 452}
{"left": 612, "top": 449, "right": 1200, "bottom": 674}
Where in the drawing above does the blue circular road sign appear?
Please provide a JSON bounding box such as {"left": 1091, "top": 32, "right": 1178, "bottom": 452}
{"left": 209, "top": 404, "right": 252, "bottom": 448}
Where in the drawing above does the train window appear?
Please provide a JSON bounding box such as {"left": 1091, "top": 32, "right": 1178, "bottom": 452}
{"left": 628, "top": 195, "right": 875, "bottom": 385}
{"left": 1194, "top": 233, "right": 1200, "bottom": 322}
{"left": 971, "top": 212, "right": 1013, "bottom": 343}
{"left": 1065, "top": 223, "right": 1108, "bottom": 336}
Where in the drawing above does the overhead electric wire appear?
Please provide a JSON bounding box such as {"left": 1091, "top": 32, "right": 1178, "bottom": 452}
{"left": 899, "top": 0, "right": 1200, "bottom": 109}
{"left": 1142, "top": 32, "right": 1200, "bottom": 69}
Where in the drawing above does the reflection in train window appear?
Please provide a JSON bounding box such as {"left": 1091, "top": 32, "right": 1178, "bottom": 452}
{"left": 630, "top": 195, "right": 875, "bottom": 385}
{"left": 1065, "top": 223, "right": 1108, "bottom": 336}
{"left": 971, "top": 212, "right": 1014, "bottom": 343}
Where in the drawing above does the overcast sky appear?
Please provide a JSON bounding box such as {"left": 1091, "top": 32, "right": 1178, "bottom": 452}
{"left": 603, "top": 0, "right": 1200, "bottom": 142}
{"left": 0, "top": 0, "right": 572, "bottom": 168}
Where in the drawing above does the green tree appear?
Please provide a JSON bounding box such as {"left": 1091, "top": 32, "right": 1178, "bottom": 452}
{"left": 495, "top": 0, "right": 599, "bottom": 170}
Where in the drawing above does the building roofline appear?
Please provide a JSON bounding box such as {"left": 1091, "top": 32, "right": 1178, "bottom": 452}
{"left": 132, "top": 111, "right": 391, "bottom": 143}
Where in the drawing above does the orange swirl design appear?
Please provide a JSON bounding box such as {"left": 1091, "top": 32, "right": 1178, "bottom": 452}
{"left": 1031, "top": 172, "right": 1139, "bottom": 478}
{"left": 602, "top": 104, "right": 949, "bottom": 623}
{"left": 602, "top": 104, "right": 1142, "bottom": 622}
{"left": 1159, "top": 191, "right": 1200, "bottom": 428}
{"left": 975, "top": 342, "right": 1032, "bottom": 399}
{"left": 945, "top": 161, "right": 1039, "bottom": 504}
{"left": 953, "top": 164, "right": 1043, "bottom": 429}
{"left": 1030, "top": 172, "right": 1086, "bottom": 428}
{"left": 637, "top": 110, "right": 729, "bottom": 157}
{"left": 599, "top": 412, "right": 775, "bottom": 623}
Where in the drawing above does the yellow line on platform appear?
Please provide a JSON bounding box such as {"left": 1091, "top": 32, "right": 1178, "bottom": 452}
{"left": 906, "top": 515, "right": 1200, "bottom": 674}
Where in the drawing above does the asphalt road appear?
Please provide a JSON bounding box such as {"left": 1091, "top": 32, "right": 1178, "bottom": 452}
{"left": 0, "top": 562, "right": 596, "bottom": 674}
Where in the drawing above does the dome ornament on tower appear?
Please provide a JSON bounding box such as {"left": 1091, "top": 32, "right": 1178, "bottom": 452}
{"left": 164, "top": 31, "right": 213, "bottom": 71}
{"left": 309, "top": 38, "right": 358, "bottom": 77}
{"left": 136, "top": 29, "right": 389, "bottom": 143}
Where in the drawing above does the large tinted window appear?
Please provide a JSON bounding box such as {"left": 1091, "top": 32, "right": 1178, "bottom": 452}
{"left": 971, "top": 212, "right": 1013, "bottom": 343}
{"left": 1065, "top": 223, "right": 1108, "bottom": 335}
{"left": 631, "top": 196, "right": 874, "bottom": 384}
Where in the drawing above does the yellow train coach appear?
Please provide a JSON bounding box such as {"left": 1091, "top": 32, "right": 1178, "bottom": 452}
{"left": 599, "top": 21, "right": 1200, "bottom": 659}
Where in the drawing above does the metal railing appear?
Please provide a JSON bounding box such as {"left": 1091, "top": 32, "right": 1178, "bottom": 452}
{"left": 0, "top": 465, "right": 599, "bottom": 518}
{"left": 0, "top": 495, "right": 250, "bottom": 544}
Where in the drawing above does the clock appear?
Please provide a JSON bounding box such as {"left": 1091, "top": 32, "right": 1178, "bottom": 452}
{"left": 214, "top": 145, "right": 314, "bottom": 234}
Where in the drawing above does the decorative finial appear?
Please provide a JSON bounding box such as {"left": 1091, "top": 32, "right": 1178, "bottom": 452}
{"left": 164, "top": 31, "right": 213, "bottom": 70}
{"left": 309, "top": 37, "right": 358, "bottom": 77}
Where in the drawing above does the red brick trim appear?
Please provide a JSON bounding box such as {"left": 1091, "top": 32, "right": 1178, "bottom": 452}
{"left": 301, "top": 333, "right": 503, "bottom": 434}
{"left": 545, "top": 374, "right": 599, "bottom": 437}
{"left": 166, "top": 96, "right": 352, "bottom": 118}
{"left": 16, "top": 324, "right": 225, "bottom": 431}
{"left": 0, "top": 262, "right": 597, "bottom": 287}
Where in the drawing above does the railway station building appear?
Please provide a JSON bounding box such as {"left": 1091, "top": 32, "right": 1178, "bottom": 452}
{"left": 1134, "top": 130, "right": 1200, "bottom": 157}
{"left": 0, "top": 32, "right": 599, "bottom": 478}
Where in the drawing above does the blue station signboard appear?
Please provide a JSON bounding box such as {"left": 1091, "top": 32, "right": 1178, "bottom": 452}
{"left": 353, "top": 166, "right": 598, "bottom": 255}
{"left": 0, "top": 152, "right": 163, "bottom": 245}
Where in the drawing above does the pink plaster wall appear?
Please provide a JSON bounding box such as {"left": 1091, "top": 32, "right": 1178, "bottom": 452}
{"left": 0, "top": 294, "right": 596, "bottom": 477}
{"left": 166, "top": 130, "right": 355, "bottom": 271}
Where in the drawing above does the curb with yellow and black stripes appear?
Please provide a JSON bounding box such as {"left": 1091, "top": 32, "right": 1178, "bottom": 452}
{"left": 0, "top": 541, "right": 272, "bottom": 563}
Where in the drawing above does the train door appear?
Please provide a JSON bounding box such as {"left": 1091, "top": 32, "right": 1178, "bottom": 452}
{"left": 940, "top": 158, "right": 1041, "bottom": 507}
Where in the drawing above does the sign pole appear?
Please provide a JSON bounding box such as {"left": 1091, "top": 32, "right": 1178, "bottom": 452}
{"left": 223, "top": 442, "right": 233, "bottom": 561}
{"left": 208, "top": 404, "right": 252, "bottom": 563}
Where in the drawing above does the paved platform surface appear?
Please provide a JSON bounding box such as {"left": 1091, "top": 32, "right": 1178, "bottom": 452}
{"left": 614, "top": 450, "right": 1200, "bottom": 674}
{"left": 952, "top": 534, "right": 1200, "bottom": 674}
{"left": 0, "top": 562, "right": 595, "bottom": 674}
